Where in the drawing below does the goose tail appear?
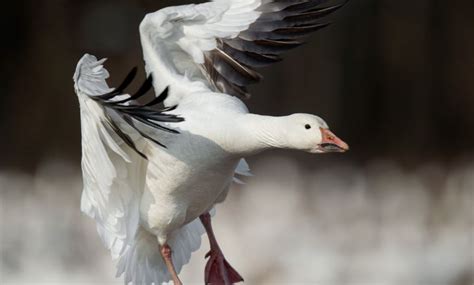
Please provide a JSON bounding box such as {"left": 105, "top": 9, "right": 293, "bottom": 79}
{"left": 117, "top": 219, "right": 205, "bottom": 284}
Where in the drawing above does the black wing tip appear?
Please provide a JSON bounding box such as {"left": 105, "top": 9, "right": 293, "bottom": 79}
{"left": 136, "top": 75, "right": 154, "bottom": 95}
{"left": 201, "top": 0, "right": 349, "bottom": 99}
{"left": 95, "top": 67, "right": 138, "bottom": 100}
{"left": 92, "top": 65, "right": 183, "bottom": 152}
{"left": 120, "top": 115, "right": 176, "bottom": 150}
{"left": 103, "top": 114, "right": 149, "bottom": 160}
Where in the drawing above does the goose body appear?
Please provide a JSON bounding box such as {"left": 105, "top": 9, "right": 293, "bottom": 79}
{"left": 139, "top": 92, "right": 248, "bottom": 244}
{"left": 74, "top": 0, "right": 350, "bottom": 284}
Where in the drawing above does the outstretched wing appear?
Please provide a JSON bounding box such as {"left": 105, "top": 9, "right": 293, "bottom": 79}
{"left": 140, "top": 0, "right": 347, "bottom": 103}
{"left": 74, "top": 54, "right": 183, "bottom": 156}
{"left": 73, "top": 54, "right": 182, "bottom": 258}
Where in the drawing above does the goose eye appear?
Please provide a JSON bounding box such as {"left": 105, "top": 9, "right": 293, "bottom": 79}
{"left": 305, "top": 124, "right": 311, "bottom": 130}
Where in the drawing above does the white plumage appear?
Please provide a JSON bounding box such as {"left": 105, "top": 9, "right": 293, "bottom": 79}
{"left": 74, "top": 0, "right": 349, "bottom": 284}
{"left": 74, "top": 55, "right": 251, "bottom": 283}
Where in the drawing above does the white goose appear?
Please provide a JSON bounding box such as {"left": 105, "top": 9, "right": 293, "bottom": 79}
{"left": 74, "top": 0, "right": 349, "bottom": 284}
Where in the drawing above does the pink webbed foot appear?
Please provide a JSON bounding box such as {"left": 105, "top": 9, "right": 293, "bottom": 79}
{"left": 204, "top": 250, "right": 243, "bottom": 285}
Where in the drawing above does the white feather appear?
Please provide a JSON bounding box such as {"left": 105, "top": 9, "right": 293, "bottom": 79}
{"left": 233, "top": 159, "right": 253, "bottom": 184}
{"left": 75, "top": 54, "right": 147, "bottom": 259}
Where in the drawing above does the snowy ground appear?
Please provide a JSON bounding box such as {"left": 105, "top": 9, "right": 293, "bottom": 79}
{"left": 1, "top": 157, "right": 473, "bottom": 285}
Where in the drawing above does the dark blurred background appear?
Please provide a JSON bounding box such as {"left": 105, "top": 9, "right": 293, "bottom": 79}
{"left": 2, "top": 0, "right": 474, "bottom": 171}
{"left": 1, "top": 1, "right": 473, "bottom": 284}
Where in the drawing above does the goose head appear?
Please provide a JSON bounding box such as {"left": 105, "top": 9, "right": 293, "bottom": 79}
{"left": 282, "top": 114, "right": 349, "bottom": 154}
{"left": 232, "top": 113, "right": 349, "bottom": 155}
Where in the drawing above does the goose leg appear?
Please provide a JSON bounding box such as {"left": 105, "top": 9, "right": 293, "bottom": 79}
{"left": 160, "top": 244, "right": 183, "bottom": 285}
{"left": 200, "top": 212, "right": 243, "bottom": 285}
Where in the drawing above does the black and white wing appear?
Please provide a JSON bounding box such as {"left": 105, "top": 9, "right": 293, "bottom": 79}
{"left": 73, "top": 54, "right": 182, "bottom": 259}
{"left": 140, "top": 0, "right": 348, "bottom": 103}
